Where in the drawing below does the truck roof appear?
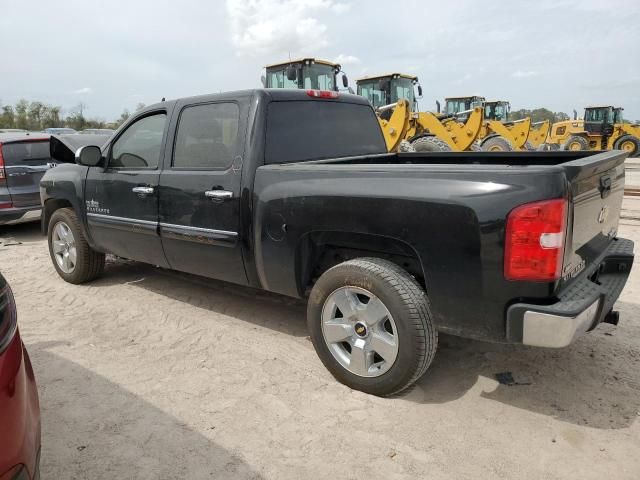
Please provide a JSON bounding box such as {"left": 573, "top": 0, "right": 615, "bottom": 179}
{"left": 141, "top": 88, "right": 372, "bottom": 113}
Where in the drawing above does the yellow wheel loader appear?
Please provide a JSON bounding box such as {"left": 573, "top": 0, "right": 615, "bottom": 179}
{"left": 262, "top": 58, "right": 349, "bottom": 91}
{"left": 443, "top": 97, "right": 546, "bottom": 151}
{"left": 547, "top": 106, "right": 640, "bottom": 157}
{"left": 356, "top": 74, "right": 483, "bottom": 152}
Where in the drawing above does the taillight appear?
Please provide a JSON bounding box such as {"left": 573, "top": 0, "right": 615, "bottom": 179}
{"left": 0, "top": 283, "right": 18, "bottom": 353}
{"left": 306, "top": 89, "right": 339, "bottom": 99}
{"left": 504, "top": 198, "right": 568, "bottom": 281}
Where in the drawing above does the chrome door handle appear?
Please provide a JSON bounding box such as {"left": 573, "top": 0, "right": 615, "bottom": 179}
{"left": 132, "top": 186, "right": 154, "bottom": 195}
{"left": 205, "top": 190, "right": 233, "bottom": 201}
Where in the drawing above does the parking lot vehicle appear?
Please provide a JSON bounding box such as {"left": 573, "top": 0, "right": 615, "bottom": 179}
{"left": 0, "top": 132, "right": 55, "bottom": 225}
{"left": 43, "top": 127, "right": 76, "bottom": 135}
{"left": 0, "top": 273, "right": 41, "bottom": 480}
{"left": 79, "top": 128, "right": 115, "bottom": 135}
{"left": 40, "top": 89, "right": 634, "bottom": 396}
{"left": 547, "top": 106, "right": 640, "bottom": 156}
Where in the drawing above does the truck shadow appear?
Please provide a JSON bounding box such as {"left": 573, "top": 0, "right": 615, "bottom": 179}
{"left": 410, "top": 305, "right": 640, "bottom": 429}
{"left": 28, "top": 341, "right": 264, "bottom": 479}
{"left": 0, "top": 222, "right": 42, "bottom": 244}
{"left": 84, "top": 258, "right": 640, "bottom": 430}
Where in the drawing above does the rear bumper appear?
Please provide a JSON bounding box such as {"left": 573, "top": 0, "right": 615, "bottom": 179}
{"left": 506, "top": 237, "right": 634, "bottom": 347}
{"left": 0, "top": 207, "right": 41, "bottom": 226}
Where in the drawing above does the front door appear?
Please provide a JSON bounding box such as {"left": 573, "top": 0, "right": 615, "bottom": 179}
{"left": 158, "top": 100, "right": 247, "bottom": 285}
{"left": 85, "top": 111, "right": 169, "bottom": 267}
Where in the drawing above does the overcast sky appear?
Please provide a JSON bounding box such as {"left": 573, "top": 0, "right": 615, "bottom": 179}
{"left": 2, "top": 0, "right": 639, "bottom": 121}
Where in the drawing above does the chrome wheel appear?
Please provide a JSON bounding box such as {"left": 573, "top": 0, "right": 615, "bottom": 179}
{"left": 52, "top": 221, "right": 77, "bottom": 273}
{"left": 321, "top": 286, "right": 399, "bottom": 377}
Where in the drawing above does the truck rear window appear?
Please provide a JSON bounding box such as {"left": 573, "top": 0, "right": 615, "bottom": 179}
{"left": 265, "top": 101, "right": 386, "bottom": 164}
{"left": 1, "top": 141, "right": 51, "bottom": 166}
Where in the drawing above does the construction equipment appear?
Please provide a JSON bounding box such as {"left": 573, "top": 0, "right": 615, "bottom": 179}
{"left": 356, "top": 74, "right": 483, "bottom": 152}
{"left": 262, "top": 58, "right": 348, "bottom": 91}
{"left": 443, "top": 97, "right": 546, "bottom": 151}
{"left": 547, "top": 106, "right": 640, "bottom": 157}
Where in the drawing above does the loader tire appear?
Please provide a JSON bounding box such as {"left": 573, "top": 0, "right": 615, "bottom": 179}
{"left": 613, "top": 135, "right": 640, "bottom": 157}
{"left": 469, "top": 143, "right": 481, "bottom": 152}
{"left": 524, "top": 141, "right": 535, "bottom": 151}
{"left": 563, "top": 135, "right": 590, "bottom": 151}
{"left": 481, "top": 136, "right": 513, "bottom": 152}
{"left": 410, "top": 136, "right": 451, "bottom": 152}
{"left": 398, "top": 140, "right": 416, "bottom": 152}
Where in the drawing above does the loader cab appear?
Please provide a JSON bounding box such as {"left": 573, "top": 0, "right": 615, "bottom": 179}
{"left": 443, "top": 96, "right": 486, "bottom": 120}
{"left": 484, "top": 101, "right": 510, "bottom": 122}
{"left": 356, "top": 73, "right": 422, "bottom": 112}
{"left": 583, "top": 106, "right": 615, "bottom": 137}
{"left": 263, "top": 58, "right": 348, "bottom": 91}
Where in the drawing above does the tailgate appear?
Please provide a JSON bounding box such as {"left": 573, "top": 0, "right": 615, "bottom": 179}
{"left": 561, "top": 150, "right": 627, "bottom": 286}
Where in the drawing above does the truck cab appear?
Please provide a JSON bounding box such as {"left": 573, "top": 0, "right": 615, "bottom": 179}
{"left": 263, "top": 58, "right": 348, "bottom": 91}
{"left": 583, "top": 106, "right": 616, "bottom": 137}
{"left": 443, "top": 95, "right": 486, "bottom": 116}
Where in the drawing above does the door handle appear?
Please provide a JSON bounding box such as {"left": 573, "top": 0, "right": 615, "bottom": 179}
{"left": 132, "top": 186, "right": 154, "bottom": 196}
{"left": 205, "top": 190, "right": 233, "bottom": 201}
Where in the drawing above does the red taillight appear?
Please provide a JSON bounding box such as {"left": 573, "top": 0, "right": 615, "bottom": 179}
{"left": 504, "top": 198, "right": 568, "bottom": 281}
{"left": 306, "top": 89, "right": 339, "bottom": 99}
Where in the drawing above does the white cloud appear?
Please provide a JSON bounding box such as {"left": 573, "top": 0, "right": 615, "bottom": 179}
{"left": 512, "top": 70, "right": 539, "bottom": 78}
{"left": 333, "top": 54, "right": 360, "bottom": 66}
{"left": 226, "top": 0, "right": 349, "bottom": 57}
{"left": 74, "top": 87, "right": 93, "bottom": 94}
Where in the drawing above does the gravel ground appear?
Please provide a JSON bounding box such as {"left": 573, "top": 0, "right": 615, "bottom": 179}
{"left": 1, "top": 214, "right": 639, "bottom": 480}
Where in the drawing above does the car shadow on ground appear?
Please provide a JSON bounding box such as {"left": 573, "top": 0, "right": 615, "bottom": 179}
{"left": 409, "top": 306, "right": 640, "bottom": 429}
{"left": 29, "top": 341, "right": 264, "bottom": 479}
{"left": 0, "top": 222, "right": 42, "bottom": 244}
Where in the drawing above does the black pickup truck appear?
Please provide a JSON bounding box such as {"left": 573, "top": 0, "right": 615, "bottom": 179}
{"left": 40, "top": 89, "right": 634, "bottom": 396}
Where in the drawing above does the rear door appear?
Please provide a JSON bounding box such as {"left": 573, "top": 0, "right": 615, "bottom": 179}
{"left": 1, "top": 138, "right": 53, "bottom": 207}
{"left": 158, "top": 100, "right": 248, "bottom": 285}
{"left": 84, "top": 110, "right": 169, "bottom": 267}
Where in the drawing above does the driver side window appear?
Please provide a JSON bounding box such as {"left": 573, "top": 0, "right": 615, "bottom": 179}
{"left": 110, "top": 113, "right": 167, "bottom": 169}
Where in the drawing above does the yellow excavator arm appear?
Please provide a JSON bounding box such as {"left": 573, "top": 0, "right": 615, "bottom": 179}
{"left": 527, "top": 120, "right": 550, "bottom": 148}
{"left": 376, "top": 100, "right": 412, "bottom": 152}
{"left": 484, "top": 118, "right": 532, "bottom": 150}
{"left": 410, "top": 107, "right": 484, "bottom": 151}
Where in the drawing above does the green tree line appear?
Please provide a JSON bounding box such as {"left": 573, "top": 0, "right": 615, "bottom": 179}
{"left": 0, "top": 99, "right": 144, "bottom": 131}
{"left": 509, "top": 108, "right": 570, "bottom": 123}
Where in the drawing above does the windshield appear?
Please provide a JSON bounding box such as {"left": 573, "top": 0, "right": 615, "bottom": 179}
{"left": 484, "top": 103, "right": 508, "bottom": 121}
{"left": 357, "top": 80, "right": 388, "bottom": 109}
{"left": 266, "top": 63, "right": 335, "bottom": 90}
{"left": 390, "top": 78, "right": 415, "bottom": 105}
{"left": 613, "top": 109, "right": 624, "bottom": 124}
{"left": 585, "top": 108, "right": 608, "bottom": 122}
{"left": 445, "top": 99, "right": 468, "bottom": 114}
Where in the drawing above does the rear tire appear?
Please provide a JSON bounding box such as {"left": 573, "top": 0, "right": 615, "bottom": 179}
{"left": 48, "top": 208, "right": 105, "bottom": 284}
{"left": 613, "top": 134, "right": 640, "bottom": 157}
{"left": 481, "top": 136, "right": 513, "bottom": 152}
{"left": 307, "top": 258, "right": 437, "bottom": 397}
{"left": 410, "top": 135, "right": 451, "bottom": 152}
{"left": 563, "top": 135, "right": 590, "bottom": 151}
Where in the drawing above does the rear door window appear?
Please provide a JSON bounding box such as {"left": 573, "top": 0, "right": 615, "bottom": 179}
{"left": 1, "top": 141, "right": 51, "bottom": 166}
{"left": 265, "top": 101, "right": 386, "bottom": 164}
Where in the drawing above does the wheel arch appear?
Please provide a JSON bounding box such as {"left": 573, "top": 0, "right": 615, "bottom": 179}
{"left": 295, "top": 230, "right": 427, "bottom": 297}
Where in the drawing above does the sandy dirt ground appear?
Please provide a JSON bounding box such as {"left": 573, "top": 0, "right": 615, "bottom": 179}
{"left": 1, "top": 212, "right": 639, "bottom": 479}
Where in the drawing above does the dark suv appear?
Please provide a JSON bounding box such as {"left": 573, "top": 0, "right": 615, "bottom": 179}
{"left": 0, "top": 133, "right": 53, "bottom": 226}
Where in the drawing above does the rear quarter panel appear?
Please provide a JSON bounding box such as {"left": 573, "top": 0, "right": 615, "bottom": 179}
{"left": 253, "top": 163, "right": 568, "bottom": 341}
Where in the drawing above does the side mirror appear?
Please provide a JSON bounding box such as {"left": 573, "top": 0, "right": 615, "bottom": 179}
{"left": 436, "top": 100, "right": 441, "bottom": 114}
{"left": 417, "top": 85, "right": 423, "bottom": 98}
{"left": 260, "top": 75, "right": 266, "bottom": 87}
{"left": 286, "top": 65, "right": 297, "bottom": 81}
{"left": 342, "top": 73, "right": 348, "bottom": 88}
{"left": 75, "top": 145, "right": 103, "bottom": 167}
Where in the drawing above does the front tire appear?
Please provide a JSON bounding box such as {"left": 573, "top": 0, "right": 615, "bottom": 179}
{"left": 613, "top": 134, "right": 640, "bottom": 157}
{"left": 481, "top": 135, "right": 513, "bottom": 152}
{"left": 307, "top": 258, "right": 437, "bottom": 397}
{"left": 410, "top": 135, "right": 451, "bottom": 152}
{"left": 563, "top": 135, "right": 590, "bottom": 151}
{"left": 48, "top": 208, "right": 105, "bottom": 284}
